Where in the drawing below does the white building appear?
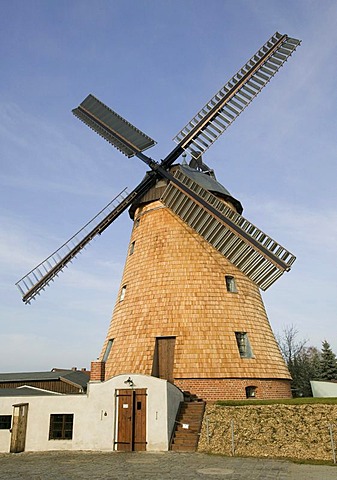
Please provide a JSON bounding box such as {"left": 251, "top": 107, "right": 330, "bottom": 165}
{"left": 0, "top": 374, "right": 183, "bottom": 453}
{"left": 310, "top": 380, "right": 337, "bottom": 398}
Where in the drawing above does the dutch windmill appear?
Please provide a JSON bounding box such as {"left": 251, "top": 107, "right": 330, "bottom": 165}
{"left": 17, "top": 32, "right": 301, "bottom": 400}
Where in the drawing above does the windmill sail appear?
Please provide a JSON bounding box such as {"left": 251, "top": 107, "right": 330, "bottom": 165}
{"left": 173, "top": 32, "right": 301, "bottom": 159}
{"left": 72, "top": 94, "right": 156, "bottom": 158}
{"left": 161, "top": 169, "right": 296, "bottom": 290}
{"left": 16, "top": 175, "right": 157, "bottom": 304}
{"left": 16, "top": 31, "right": 300, "bottom": 303}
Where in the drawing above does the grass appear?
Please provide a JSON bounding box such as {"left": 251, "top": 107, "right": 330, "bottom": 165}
{"left": 216, "top": 397, "right": 337, "bottom": 406}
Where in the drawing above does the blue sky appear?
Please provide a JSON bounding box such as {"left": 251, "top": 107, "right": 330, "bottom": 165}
{"left": 1, "top": 0, "right": 337, "bottom": 372}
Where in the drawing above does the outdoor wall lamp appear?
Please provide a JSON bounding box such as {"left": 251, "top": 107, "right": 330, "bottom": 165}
{"left": 124, "top": 377, "right": 134, "bottom": 387}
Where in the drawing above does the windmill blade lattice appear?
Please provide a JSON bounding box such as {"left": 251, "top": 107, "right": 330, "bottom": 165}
{"left": 16, "top": 31, "right": 300, "bottom": 303}
{"left": 16, "top": 185, "right": 147, "bottom": 304}
{"left": 173, "top": 32, "right": 301, "bottom": 159}
{"left": 161, "top": 169, "right": 296, "bottom": 290}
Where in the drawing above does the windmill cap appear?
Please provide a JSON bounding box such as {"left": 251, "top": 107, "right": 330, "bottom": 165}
{"left": 129, "top": 163, "right": 243, "bottom": 218}
{"left": 179, "top": 164, "right": 243, "bottom": 214}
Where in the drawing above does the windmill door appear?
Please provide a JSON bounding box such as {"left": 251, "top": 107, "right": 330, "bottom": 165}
{"left": 115, "top": 389, "right": 147, "bottom": 451}
{"left": 10, "top": 403, "right": 29, "bottom": 453}
{"left": 156, "top": 337, "right": 176, "bottom": 383}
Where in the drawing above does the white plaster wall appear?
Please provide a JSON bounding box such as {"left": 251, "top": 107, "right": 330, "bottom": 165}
{"left": 0, "top": 374, "right": 183, "bottom": 453}
{"left": 0, "top": 394, "right": 114, "bottom": 452}
{"left": 0, "top": 398, "right": 12, "bottom": 452}
{"left": 311, "top": 380, "right": 337, "bottom": 397}
{"left": 100, "top": 374, "right": 182, "bottom": 451}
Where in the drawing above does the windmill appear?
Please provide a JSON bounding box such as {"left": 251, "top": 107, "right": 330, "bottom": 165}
{"left": 17, "top": 32, "right": 301, "bottom": 400}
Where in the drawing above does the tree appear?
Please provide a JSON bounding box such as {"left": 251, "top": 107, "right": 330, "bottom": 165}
{"left": 305, "top": 346, "right": 322, "bottom": 380}
{"left": 320, "top": 340, "right": 337, "bottom": 381}
{"left": 277, "top": 325, "right": 321, "bottom": 397}
{"left": 277, "top": 325, "right": 307, "bottom": 369}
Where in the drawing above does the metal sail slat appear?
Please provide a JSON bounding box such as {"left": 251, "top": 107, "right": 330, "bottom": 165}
{"left": 259, "top": 65, "right": 276, "bottom": 76}
{"left": 231, "top": 95, "right": 248, "bottom": 107}
{"left": 161, "top": 170, "right": 296, "bottom": 290}
{"left": 254, "top": 70, "right": 270, "bottom": 82}
{"left": 17, "top": 31, "right": 300, "bottom": 304}
{"left": 198, "top": 130, "right": 214, "bottom": 144}
{"left": 172, "top": 31, "right": 301, "bottom": 159}
{"left": 16, "top": 185, "right": 145, "bottom": 304}
{"left": 72, "top": 94, "right": 157, "bottom": 158}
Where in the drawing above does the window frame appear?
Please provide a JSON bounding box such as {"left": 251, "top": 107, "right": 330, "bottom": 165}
{"left": 0, "top": 415, "right": 12, "bottom": 429}
{"left": 102, "top": 339, "right": 114, "bottom": 362}
{"left": 49, "top": 413, "right": 74, "bottom": 440}
{"left": 129, "top": 241, "right": 135, "bottom": 255}
{"left": 235, "top": 332, "right": 254, "bottom": 358}
{"left": 120, "top": 285, "right": 127, "bottom": 301}
{"left": 245, "top": 386, "right": 257, "bottom": 398}
{"left": 225, "top": 275, "right": 237, "bottom": 293}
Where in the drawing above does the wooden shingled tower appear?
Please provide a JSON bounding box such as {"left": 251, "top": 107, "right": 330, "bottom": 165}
{"left": 100, "top": 164, "right": 292, "bottom": 400}
{"left": 17, "top": 32, "right": 301, "bottom": 400}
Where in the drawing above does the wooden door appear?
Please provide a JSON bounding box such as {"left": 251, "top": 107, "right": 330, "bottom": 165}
{"left": 133, "top": 389, "right": 147, "bottom": 451}
{"left": 157, "top": 337, "right": 176, "bottom": 383}
{"left": 116, "top": 389, "right": 133, "bottom": 451}
{"left": 10, "top": 403, "right": 28, "bottom": 453}
{"left": 116, "top": 389, "right": 147, "bottom": 451}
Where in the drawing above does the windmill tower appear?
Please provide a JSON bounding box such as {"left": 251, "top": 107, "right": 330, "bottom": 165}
{"left": 17, "top": 32, "right": 300, "bottom": 401}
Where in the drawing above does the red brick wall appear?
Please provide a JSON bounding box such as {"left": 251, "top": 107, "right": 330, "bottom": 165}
{"left": 174, "top": 378, "right": 292, "bottom": 401}
{"left": 90, "top": 361, "right": 105, "bottom": 381}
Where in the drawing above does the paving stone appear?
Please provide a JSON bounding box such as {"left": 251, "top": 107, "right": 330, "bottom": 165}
{"left": 0, "top": 451, "right": 336, "bottom": 480}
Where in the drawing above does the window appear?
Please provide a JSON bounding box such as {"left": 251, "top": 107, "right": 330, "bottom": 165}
{"left": 0, "top": 415, "right": 11, "bottom": 429}
{"left": 245, "top": 386, "right": 257, "bottom": 398}
{"left": 235, "top": 332, "right": 254, "bottom": 358}
{"left": 120, "top": 285, "right": 127, "bottom": 301}
{"left": 49, "top": 414, "right": 74, "bottom": 440}
{"left": 102, "top": 339, "right": 114, "bottom": 362}
{"left": 134, "top": 218, "right": 140, "bottom": 228}
{"left": 225, "top": 276, "right": 237, "bottom": 292}
{"left": 129, "top": 241, "right": 135, "bottom": 255}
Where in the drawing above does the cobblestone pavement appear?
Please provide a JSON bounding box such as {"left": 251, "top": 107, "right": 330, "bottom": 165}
{"left": 0, "top": 451, "right": 336, "bottom": 480}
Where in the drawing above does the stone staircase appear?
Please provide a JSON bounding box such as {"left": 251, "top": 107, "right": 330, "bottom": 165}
{"left": 170, "top": 395, "right": 206, "bottom": 452}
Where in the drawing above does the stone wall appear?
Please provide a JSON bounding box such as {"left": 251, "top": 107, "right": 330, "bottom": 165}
{"left": 198, "top": 403, "right": 337, "bottom": 462}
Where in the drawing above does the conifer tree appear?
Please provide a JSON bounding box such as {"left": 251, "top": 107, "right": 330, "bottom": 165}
{"left": 320, "top": 340, "right": 337, "bottom": 381}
